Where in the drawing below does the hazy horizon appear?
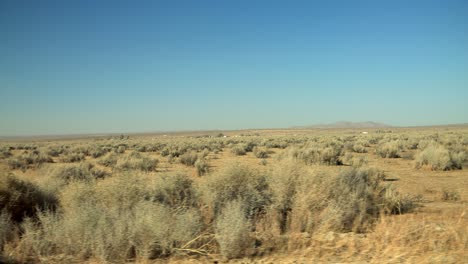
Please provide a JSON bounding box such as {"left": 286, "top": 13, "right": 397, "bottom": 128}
{"left": 1, "top": 1, "right": 468, "bottom": 136}
{"left": 2, "top": 121, "right": 468, "bottom": 138}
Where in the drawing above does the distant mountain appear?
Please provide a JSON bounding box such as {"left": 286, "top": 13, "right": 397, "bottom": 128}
{"left": 295, "top": 121, "right": 392, "bottom": 129}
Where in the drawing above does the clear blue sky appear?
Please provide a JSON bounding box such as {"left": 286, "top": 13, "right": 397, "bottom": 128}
{"left": 1, "top": 0, "right": 467, "bottom": 136}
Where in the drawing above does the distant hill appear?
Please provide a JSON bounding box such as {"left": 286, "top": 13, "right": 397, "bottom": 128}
{"left": 295, "top": 121, "right": 392, "bottom": 129}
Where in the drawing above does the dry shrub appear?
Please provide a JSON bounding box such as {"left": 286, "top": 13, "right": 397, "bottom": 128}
{"left": 287, "top": 167, "right": 413, "bottom": 234}
{"left": 7, "top": 151, "right": 53, "bottom": 170}
{"left": 89, "top": 146, "right": 108, "bottom": 158}
{"left": 18, "top": 202, "right": 202, "bottom": 262}
{"left": 441, "top": 189, "right": 460, "bottom": 201}
{"left": 415, "top": 144, "right": 465, "bottom": 170}
{"left": 0, "top": 211, "right": 13, "bottom": 251}
{"left": 179, "top": 151, "right": 199, "bottom": 166}
{"left": 376, "top": 141, "right": 401, "bottom": 158}
{"left": 231, "top": 144, "right": 247, "bottom": 156}
{"left": 0, "top": 174, "right": 58, "bottom": 223}
{"left": 343, "top": 153, "right": 368, "bottom": 167}
{"left": 116, "top": 154, "right": 158, "bottom": 172}
{"left": 195, "top": 158, "right": 209, "bottom": 176}
{"left": 215, "top": 200, "right": 252, "bottom": 259}
{"left": 253, "top": 146, "right": 269, "bottom": 158}
{"left": 97, "top": 153, "right": 118, "bottom": 167}
{"left": 52, "top": 162, "right": 107, "bottom": 182}
{"left": 114, "top": 145, "right": 127, "bottom": 154}
{"left": 152, "top": 174, "right": 199, "bottom": 209}
{"left": 59, "top": 152, "right": 85, "bottom": 163}
{"left": 204, "top": 163, "right": 272, "bottom": 219}
{"left": 0, "top": 147, "right": 12, "bottom": 159}
{"left": 16, "top": 174, "right": 203, "bottom": 262}
{"left": 352, "top": 140, "right": 368, "bottom": 153}
{"left": 288, "top": 143, "right": 343, "bottom": 165}
{"left": 269, "top": 161, "right": 305, "bottom": 233}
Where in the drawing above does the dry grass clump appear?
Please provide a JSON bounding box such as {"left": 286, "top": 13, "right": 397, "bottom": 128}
{"left": 179, "top": 151, "right": 200, "bottom": 166}
{"left": 195, "top": 158, "right": 209, "bottom": 176}
{"left": 376, "top": 140, "right": 402, "bottom": 158}
{"left": 89, "top": 146, "right": 109, "bottom": 158}
{"left": 204, "top": 163, "right": 272, "bottom": 219}
{"left": 151, "top": 174, "right": 199, "bottom": 209}
{"left": 253, "top": 146, "right": 270, "bottom": 158}
{"left": 268, "top": 162, "right": 305, "bottom": 233}
{"left": 342, "top": 153, "right": 368, "bottom": 167}
{"left": 311, "top": 167, "right": 392, "bottom": 232}
{"left": 179, "top": 150, "right": 209, "bottom": 167}
{"left": 231, "top": 144, "right": 247, "bottom": 156}
{"left": 0, "top": 174, "right": 58, "bottom": 223}
{"left": 268, "top": 164, "right": 413, "bottom": 235}
{"left": 287, "top": 143, "right": 343, "bottom": 165}
{"left": 350, "top": 139, "right": 369, "bottom": 153}
{"left": 97, "top": 152, "right": 118, "bottom": 167}
{"left": 414, "top": 143, "right": 465, "bottom": 170}
{"left": 215, "top": 200, "right": 252, "bottom": 259}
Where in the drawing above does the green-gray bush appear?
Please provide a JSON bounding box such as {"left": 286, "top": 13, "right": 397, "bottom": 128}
{"left": 414, "top": 144, "right": 465, "bottom": 170}
{"left": 195, "top": 158, "right": 209, "bottom": 176}
{"left": 253, "top": 146, "right": 269, "bottom": 158}
{"left": 290, "top": 144, "right": 343, "bottom": 165}
{"left": 376, "top": 141, "right": 401, "bottom": 158}
{"left": 53, "top": 163, "right": 107, "bottom": 182}
{"left": 98, "top": 153, "right": 118, "bottom": 167}
{"left": 152, "top": 174, "right": 199, "bottom": 209}
{"left": 18, "top": 175, "right": 203, "bottom": 262}
{"left": 117, "top": 156, "right": 158, "bottom": 172}
{"left": 7, "top": 151, "right": 53, "bottom": 170}
{"left": 205, "top": 163, "right": 272, "bottom": 219}
{"left": 215, "top": 200, "right": 251, "bottom": 259}
{"left": 60, "top": 152, "right": 85, "bottom": 163}
{"left": 231, "top": 145, "right": 247, "bottom": 156}
{"left": 179, "top": 151, "right": 199, "bottom": 166}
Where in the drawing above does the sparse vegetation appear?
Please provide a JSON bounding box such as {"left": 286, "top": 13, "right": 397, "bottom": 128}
{"left": 0, "top": 128, "right": 466, "bottom": 262}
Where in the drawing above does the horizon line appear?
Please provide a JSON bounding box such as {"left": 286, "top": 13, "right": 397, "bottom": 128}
{"left": 1, "top": 122, "right": 468, "bottom": 141}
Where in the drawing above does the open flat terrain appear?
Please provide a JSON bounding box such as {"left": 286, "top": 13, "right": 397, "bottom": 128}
{"left": 1, "top": 126, "right": 467, "bottom": 263}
